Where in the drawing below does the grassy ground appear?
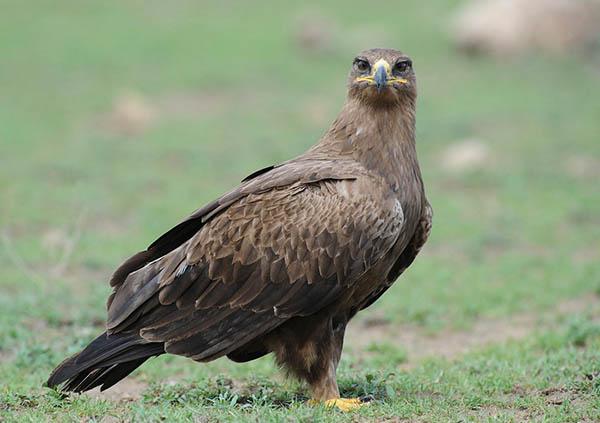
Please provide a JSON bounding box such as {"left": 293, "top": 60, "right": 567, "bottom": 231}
{"left": 1, "top": 1, "right": 600, "bottom": 421}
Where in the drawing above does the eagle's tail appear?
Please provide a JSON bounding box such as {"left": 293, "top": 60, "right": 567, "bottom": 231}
{"left": 46, "top": 331, "right": 164, "bottom": 393}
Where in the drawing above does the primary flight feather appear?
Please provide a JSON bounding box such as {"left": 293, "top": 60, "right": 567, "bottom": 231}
{"left": 47, "top": 48, "right": 432, "bottom": 411}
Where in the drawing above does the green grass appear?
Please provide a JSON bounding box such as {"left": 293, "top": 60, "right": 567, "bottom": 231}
{"left": 1, "top": 0, "right": 599, "bottom": 421}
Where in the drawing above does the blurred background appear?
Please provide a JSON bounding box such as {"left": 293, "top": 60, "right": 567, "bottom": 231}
{"left": 1, "top": 0, "right": 599, "bottom": 420}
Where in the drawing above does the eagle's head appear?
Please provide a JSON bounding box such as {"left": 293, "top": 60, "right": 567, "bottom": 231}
{"left": 347, "top": 48, "right": 416, "bottom": 107}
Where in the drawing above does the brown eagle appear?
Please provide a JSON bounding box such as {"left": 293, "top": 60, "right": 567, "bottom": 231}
{"left": 47, "top": 48, "right": 432, "bottom": 411}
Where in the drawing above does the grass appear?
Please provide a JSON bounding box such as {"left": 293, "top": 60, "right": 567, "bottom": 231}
{"left": 1, "top": 0, "right": 599, "bottom": 421}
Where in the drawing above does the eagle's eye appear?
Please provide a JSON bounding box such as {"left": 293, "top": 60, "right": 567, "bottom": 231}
{"left": 354, "top": 58, "right": 370, "bottom": 73}
{"left": 393, "top": 60, "right": 412, "bottom": 75}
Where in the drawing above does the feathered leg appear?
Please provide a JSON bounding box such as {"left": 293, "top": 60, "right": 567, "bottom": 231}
{"left": 268, "top": 313, "right": 363, "bottom": 411}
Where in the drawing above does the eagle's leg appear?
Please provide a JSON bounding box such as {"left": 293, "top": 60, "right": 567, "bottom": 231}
{"left": 270, "top": 313, "right": 363, "bottom": 412}
{"left": 311, "top": 315, "right": 363, "bottom": 412}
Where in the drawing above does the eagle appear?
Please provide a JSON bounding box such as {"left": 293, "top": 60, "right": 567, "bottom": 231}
{"left": 47, "top": 48, "right": 432, "bottom": 411}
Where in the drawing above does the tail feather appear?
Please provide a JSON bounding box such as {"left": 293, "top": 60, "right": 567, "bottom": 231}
{"left": 65, "top": 357, "right": 150, "bottom": 393}
{"left": 46, "top": 331, "right": 164, "bottom": 393}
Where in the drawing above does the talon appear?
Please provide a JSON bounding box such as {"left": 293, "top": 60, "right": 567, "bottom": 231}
{"left": 310, "top": 397, "right": 364, "bottom": 412}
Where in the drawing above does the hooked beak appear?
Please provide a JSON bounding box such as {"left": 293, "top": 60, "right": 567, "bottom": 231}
{"left": 355, "top": 58, "right": 409, "bottom": 92}
{"left": 374, "top": 63, "right": 387, "bottom": 93}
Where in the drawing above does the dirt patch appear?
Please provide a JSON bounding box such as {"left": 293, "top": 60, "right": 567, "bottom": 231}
{"left": 347, "top": 295, "right": 600, "bottom": 368}
{"left": 572, "top": 246, "right": 600, "bottom": 264}
{"left": 467, "top": 406, "right": 534, "bottom": 422}
{"left": 555, "top": 296, "right": 600, "bottom": 315}
{"left": 0, "top": 349, "right": 14, "bottom": 364}
{"left": 85, "top": 377, "right": 148, "bottom": 403}
{"left": 540, "top": 386, "right": 572, "bottom": 406}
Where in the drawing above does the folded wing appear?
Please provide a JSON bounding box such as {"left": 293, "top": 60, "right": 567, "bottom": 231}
{"left": 105, "top": 160, "right": 404, "bottom": 362}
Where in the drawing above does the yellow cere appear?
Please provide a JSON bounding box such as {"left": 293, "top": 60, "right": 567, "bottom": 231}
{"left": 355, "top": 58, "right": 408, "bottom": 85}
{"left": 373, "top": 58, "right": 391, "bottom": 74}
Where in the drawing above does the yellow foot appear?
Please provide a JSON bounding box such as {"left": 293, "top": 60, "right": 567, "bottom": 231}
{"left": 311, "top": 398, "right": 364, "bottom": 412}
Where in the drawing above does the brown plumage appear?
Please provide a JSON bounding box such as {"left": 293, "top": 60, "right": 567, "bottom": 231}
{"left": 47, "top": 48, "right": 432, "bottom": 410}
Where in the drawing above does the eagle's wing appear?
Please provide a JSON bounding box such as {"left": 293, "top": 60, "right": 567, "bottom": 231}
{"left": 105, "top": 159, "right": 404, "bottom": 362}
{"left": 360, "top": 201, "right": 432, "bottom": 310}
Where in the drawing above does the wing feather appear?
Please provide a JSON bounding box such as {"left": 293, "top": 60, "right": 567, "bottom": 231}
{"left": 105, "top": 160, "right": 404, "bottom": 361}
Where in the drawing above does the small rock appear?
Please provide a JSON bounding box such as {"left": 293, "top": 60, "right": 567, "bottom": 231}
{"left": 109, "top": 91, "right": 157, "bottom": 136}
{"left": 564, "top": 155, "right": 600, "bottom": 179}
{"left": 41, "top": 227, "right": 72, "bottom": 251}
{"left": 441, "top": 139, "right": 490, "bottom": 172}
{"left": 452, "top": 0, "right": 600, "bottom": 57}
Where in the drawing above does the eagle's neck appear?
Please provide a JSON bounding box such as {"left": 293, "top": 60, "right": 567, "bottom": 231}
{"left": 315, "top": 97, "right": 421, "bottom": 193}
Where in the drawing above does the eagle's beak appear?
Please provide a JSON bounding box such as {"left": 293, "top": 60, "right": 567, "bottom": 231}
{"left": 374, "top": 62, "right": 388, "bottom": 93}
{"left": 355, "top": 59, "right": 408, "bottom": 90}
